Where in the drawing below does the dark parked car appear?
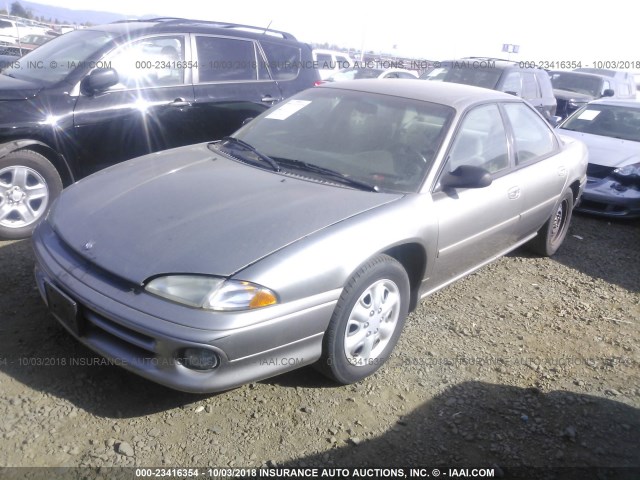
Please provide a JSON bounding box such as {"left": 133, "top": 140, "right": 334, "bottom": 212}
{"left": 549, "top": 70, "right": 635, "bottom": 119}
{"left": 421, "top": 58, "right": 556, "bottom": 121}
{"left": 33, "top": 80, "right": 587, "bottom": 392}
{"left": 558, "top": 99, "right": 640, "bottom": 218}
{"left": 0, "top": 18, "right": 319, "bottom": 239}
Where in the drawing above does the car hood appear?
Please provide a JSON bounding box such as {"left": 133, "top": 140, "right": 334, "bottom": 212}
{"left": 0, "top": 73, "right": 41, "bottom": 100}
{"left": 50, "top": 144, "right": 402, "bottom": 284}
{"left": 558, "top": 129, "right": 640, "bottom": 168}
{"left": 553, "top": 89, "right": 594, "bottom": 102}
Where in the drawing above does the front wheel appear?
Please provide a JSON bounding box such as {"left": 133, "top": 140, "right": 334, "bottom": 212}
{"left": 317, "top": 254, "right": 410, "bottom": 384}
{"left": 528, "top": 189, "right": 574, "bottom": 257}
{"left": 0, "top": 150, "right": 63, "bottom": 240}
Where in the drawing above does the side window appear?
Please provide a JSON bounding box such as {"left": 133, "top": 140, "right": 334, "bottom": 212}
{"left": 448, "top": 104, "right": 509, "bottom": 174}
{"left": 522, "top": 72, "right": 540, "bottom": 99}
{"left": 503, "top": 103, "right": 556, "bottom": 164}
{"left": 316, "top": 53, "right": 332, "bottom": 68}
{"left": 336, "top": 55, "right": 351, "bottom": 69}
{"left": 196, "top": 36, "right": 258, "bottom": 82}
{"left": 261, "top": 41, "right": 301, "bottom": 81}
{"left": 501, "top": 72, "right": 522, "bottom": 96}
{"left": 108, "top": 36, "right": 186, "bottom": 89}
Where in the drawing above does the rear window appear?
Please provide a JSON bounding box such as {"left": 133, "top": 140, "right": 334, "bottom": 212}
{"left": 196, "top": 36, "right": 260, "bottom": 82}
{"left": 0, "top": 20, "right": 13, "bottom": 28}
{"left": 261, "top": 41, "right": 300, "bottom": 81}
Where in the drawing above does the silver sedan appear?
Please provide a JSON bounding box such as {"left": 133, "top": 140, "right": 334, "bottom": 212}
{"left": 32, "top": 80, "right": 587, "bottom": 392}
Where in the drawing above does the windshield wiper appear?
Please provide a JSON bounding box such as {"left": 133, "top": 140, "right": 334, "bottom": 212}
{"left": 274, "top": 158, "right": 379, "bottom": 192}
{"left": 217, "top": 137, "right": 280, "bottom": 172}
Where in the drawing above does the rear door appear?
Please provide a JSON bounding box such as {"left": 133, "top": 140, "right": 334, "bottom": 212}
{"left": 72, "top": 34, "right": 196, "bottom": 176}
{"left": 190, "top": 35, "right": 283, "bottom": 141}
{"left": 501, "top": 102, "right": 566, "bottom": 237}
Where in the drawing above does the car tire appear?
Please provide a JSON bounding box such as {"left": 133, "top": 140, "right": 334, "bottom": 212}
{"left": 529, "top": 189, "right": 574, "bottom": 257}
{"left": 0, "top": 150, "right": 63, "bottom": 240}
{"left": 317, "top": 254, "right": 410, "bottom": 384}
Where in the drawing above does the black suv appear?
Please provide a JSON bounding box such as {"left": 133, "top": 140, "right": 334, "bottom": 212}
{"left": 421, "top": 58, "right": 556, "bottom": 121}
{"left": 0, "top": 18, "right": 319, "bottom": 239}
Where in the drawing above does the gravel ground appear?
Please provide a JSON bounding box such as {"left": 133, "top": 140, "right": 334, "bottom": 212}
{"left": 0, "top": 213, "right": 638, "bottom": 478}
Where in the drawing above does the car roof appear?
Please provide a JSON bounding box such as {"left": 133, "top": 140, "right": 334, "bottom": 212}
{"left": 319, "top": 79, "right": 518, "bottom": 109}
{"left": 589, "top": 98, "right": 640, "bottom": 108}
{"left": 85, "top": 18, "right": 298, "bottom": 42}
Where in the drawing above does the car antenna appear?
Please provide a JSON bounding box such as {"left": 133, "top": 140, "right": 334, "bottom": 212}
{"left": 262, "top": 20, "right": 273, "bottom": 35}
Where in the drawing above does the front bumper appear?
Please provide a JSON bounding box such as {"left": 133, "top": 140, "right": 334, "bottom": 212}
{"left": 32, "top": 221, "right": 339, "bottom": 393}
{"left": 575, "top": 176, "right": 640, "bottom": 218}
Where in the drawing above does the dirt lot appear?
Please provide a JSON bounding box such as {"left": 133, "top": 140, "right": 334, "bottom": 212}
{"left": 0, "top": 214, "right": 638, "bottom": 478}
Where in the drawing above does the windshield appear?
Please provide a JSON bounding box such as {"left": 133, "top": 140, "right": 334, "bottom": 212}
{"left": 561, "top": 104, "right": 640, "bottom": 142}
{"left": 422, "top": 65, "right": 502, "bottom": 89}
{"left": 3, "top": 29, "right": 115, "bottom": 85}
{"left": 226, "top": 87, "right": 454, "bottom": 193}
{"left": 550, "top": 72, "right": 602, "bottom": 97}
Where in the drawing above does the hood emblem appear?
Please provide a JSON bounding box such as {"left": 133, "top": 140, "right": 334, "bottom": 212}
{"left": 83, "top": 241, "right": 95, "bottom": 251}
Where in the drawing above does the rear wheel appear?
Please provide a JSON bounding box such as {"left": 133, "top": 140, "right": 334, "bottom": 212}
{"left": 529, "top": 189, "right": 573, "bottom": 257}
{"left": 317, "top": 254, "right": 410, "bottom": 384}
{"left": 0, "top": 150, "right": 62, "bottom": 240}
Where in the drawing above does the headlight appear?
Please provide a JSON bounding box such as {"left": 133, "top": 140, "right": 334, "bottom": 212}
{"left": 145, "top": 275, "right": 278, "bottom": 311}
{"left": 612, "top": 162, "right": 640, "bottom": 184}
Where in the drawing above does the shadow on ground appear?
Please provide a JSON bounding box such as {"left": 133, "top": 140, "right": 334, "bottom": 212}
{"left": 280, "top": 381, "right": 640, "bottom": 479}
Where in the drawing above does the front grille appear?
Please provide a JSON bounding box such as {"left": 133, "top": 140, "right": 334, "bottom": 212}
{"left": 587, "top": 164, "right": 615, "bottom": 179}
{"left": 84, "top": 309, "right": 156, "bottom": 354}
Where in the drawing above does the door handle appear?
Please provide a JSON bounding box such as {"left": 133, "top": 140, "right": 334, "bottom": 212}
{"left": 169, "top": 98, "right": 192, "bottom": 107}
{"left": 261, "top": 95, "right": 279, "bottom": 104}
{"left": 507, "top": 186, "right": 520, "bottom": 200}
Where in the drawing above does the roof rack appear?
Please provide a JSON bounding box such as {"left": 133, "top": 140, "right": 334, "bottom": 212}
{"left": 110, "top": 17, "right": 295, "bottom": 39}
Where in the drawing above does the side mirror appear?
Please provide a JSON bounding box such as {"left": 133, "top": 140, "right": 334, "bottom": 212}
{"left": 80, "top": 68, "right": 118, "bottom": 95}
{"left": 547, "top": 115, "right": 563, "bottom": 127}
{"left": 441, "top": 165, "right": 492, "bottom": 189}
{"left": 601, "top": 89, "right": 615, "bottom": 98}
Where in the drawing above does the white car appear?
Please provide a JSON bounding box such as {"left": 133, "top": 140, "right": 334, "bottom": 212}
{"left": 313, "top": 49, "right": 354, "bottom": 80}
{"left": 326, "top": 66, "right": 419, "bottom": 82}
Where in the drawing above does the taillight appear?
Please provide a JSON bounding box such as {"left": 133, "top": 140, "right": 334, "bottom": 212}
{"left": 314, "top": 80, "right": 326, "bottom": 86}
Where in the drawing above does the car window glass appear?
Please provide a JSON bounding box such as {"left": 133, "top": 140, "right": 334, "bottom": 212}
{"left": 336, "top": 56, "right": 350, "bottom": 68}
{"left": 233, "top": 88, "right": 454, "bottom": 193}
{"left": 448, "top": 104, "right": 509, "bottom": 174}
{"left": 561, "top": 104, "right": 640, "bottom": 142}
{"left": 501, "top": 72, "right": 522, "bottom": 96}
{"left": 108, "top": 36, "right": 185, "bottom": 89}
{"left": 261, "top": 41, "right": 301, "bottom": 81}
{"left": 196, "top": 36, "right": 257, "bottom": 82}
{"left": 522, "top": 72, "right": 539, "bottom": 99}
{"left": 503, "top": 103, "right": 556, "bottom": 163}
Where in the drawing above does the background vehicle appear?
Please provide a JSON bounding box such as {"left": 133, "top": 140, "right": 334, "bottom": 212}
{"left": 421, "top": 58, "right": 557, "bottom": 121}
{"left": 325, "top": 66, "right": 418, "bottom": 82}
{"left": 574, "top": 68, "right": 636, "bottom": 98}
{"left": 313, "top": 48, "right": 354, "bottom": 79}
{"left": 549, "top": 70, "right": 636, "bottom": 119}
{"left": 33, "top": 80, "right": 587, "bottom": 393}
{"left": 558, "top": 99, "right": 640, "bottom": 218}
{"left": 0, "top": 17, "right": 319, "bottom": 240}
{"left": 0, "top": 33, "right": 57, "bottom": 56}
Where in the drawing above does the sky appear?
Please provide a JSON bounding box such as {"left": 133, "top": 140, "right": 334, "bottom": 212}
{"left": 17, "top": 0, "right": 640, "bottom": 68}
